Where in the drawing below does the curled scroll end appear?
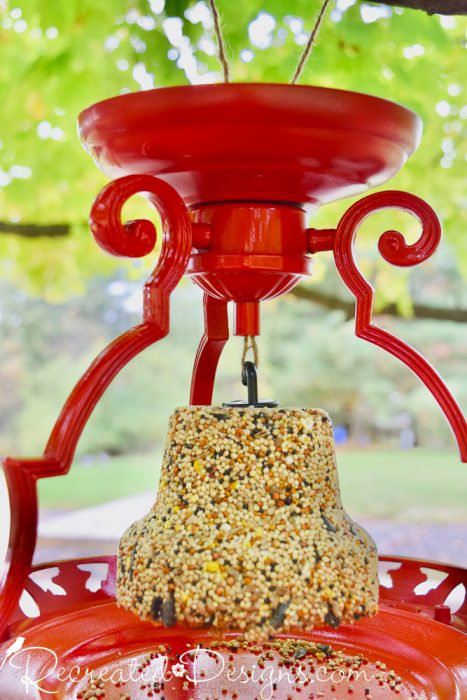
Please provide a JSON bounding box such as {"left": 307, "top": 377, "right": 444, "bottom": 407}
{"left": 89, "top": 179, "right": 158, "bottom": 259}
{"left": 378, "top": 229, "right": 409, "bottom": 266}
{"left": 122, "top": 219, "right": 157, "bottom": 258}
{"left": 90, "top": 215, "right": 157, "bottom": 258}
{"left": 377, "top": 201, "right": 441, "bottom": 268}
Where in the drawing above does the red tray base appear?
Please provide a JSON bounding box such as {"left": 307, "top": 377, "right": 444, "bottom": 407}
{"left": 1, "top": 555, "right": 466, "bottom": 699}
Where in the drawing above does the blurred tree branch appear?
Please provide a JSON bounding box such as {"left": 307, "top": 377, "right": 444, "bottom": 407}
{"left": 369, "top": 0, "right": 467, "bottom": 14}
{"left": 1, "top": 221, "right": 465, "bottom": 322}
{"left": 290, "top": 285, "right": 467, "bottom": 322}
{"left": 0, "top": 222, "right": 70, "bottom": 238}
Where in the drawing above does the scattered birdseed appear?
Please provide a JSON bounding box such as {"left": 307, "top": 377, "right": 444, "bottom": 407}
{"left": 76, "top": 637, "right": 413, "bottom": 698}
{"left": 117, "top": 406, "right": 378, "bottom": 637}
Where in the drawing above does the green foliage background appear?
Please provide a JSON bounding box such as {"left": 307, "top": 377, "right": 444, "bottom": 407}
{"left": 0, "top": 274, "right": 465, "bottom": 456}
{"left": 0, "top": 0, "right": 466, "bottom": 301}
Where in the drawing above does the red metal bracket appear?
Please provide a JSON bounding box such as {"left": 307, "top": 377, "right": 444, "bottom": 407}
{"left": 0, "top": 175, "right": 192, "bottom": 641}
{"left": 329, "top": 190, "right": 466, "bottom": 462}
{"left": 190, "top": 294, "right": 229, "bottom": 405}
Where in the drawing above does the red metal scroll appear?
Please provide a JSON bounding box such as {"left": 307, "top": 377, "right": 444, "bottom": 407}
{"left": 314, "top": 190, "right": 466, "bottom": 462}
{"left": 0, "top": 175, "right": 192, "bottom": 641}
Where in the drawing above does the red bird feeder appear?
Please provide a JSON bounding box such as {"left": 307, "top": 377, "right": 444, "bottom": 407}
{"left": 0, "top": 84, "right": 466, "bottom": 699}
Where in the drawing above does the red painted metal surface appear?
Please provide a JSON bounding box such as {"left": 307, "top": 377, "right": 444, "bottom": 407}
{"left": 1, "top": 84, "right": 465, "bottom": 669}
{"left": 189, "top": 203, "right": 311, "bottom": 335}
{"left": 0, "top": 556, "right": 465, "bottom": 698}
{"left": 0, "top": 174, "right": 192, "bottom": 642}
{"left": 330, "top": 190, "right": 466, "bottom": 462}
{"left": 78, "top": 83, "right": 421, "bottom": 208}
{"left": 190, "top": 293, "right": 229, "bottom": 405}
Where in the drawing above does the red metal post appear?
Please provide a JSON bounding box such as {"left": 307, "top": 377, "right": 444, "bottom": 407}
{"left": 0, "top": 175, "right": 193, "bottom": 641}
{"left": 331, "top": 190, "right": 466, "bottom": 462}
{"left": 190, "top": 294, "right": 229, "bottom": 405}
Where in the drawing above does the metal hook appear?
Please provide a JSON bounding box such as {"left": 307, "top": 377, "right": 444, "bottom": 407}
{"left": 242, "top": 361, "right": 259, "bottom": 405}
{"left": 224, "top": 361, "right": 278, "bottom": 408}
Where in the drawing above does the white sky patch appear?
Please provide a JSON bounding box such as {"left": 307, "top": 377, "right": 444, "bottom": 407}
{"left": 162, "top": 16, "right": 215, "bottom": 84}
{"left": 138, "top": 15, "right": 156, "bottom": 31}
{"left": 45, "top": 26, "right": 58, "bottom": 39}
{"left": 336, "top": 0, "right": 357, "bottom": 10}
{"left": 13, "top": 18, "right": 27, "bottom": 32}
{"left": 403, "top": 44, "right": 425, "bottom": 59}
{"left": 448, "top": 83, "right": 461, "bottom": 97}
{"left": 117, "top": 58, "right": 130, "bottom": 71}
{"left": 248, "top": 12, "right": 276, "bottom": 49}
{"left": 0, "top": 164, "right": 33, "bottom": 186}
{"left": 37, "top": 121, "right": 52, "bottom": 139}
{"left": 439, "top": 15, "right": 457, "bottom": 30}
{"left": 295, "top": 32, "right": 308, "bottom": 46}
{"left": 133, "top": 62, "right": 154, "bottom": 90}
{"left": 196, "top": 72, "right": 218, "bottom": 84}
{"left": 163, "top": 17, "right": 184, "bottom": 46}
{"left": 360, "top": 3, "right": 392, "bottom": 23}
{"left": 105, "top": 35, "right": 120, "bottom": 51}
{"left": 240, "top": 49, "right": 254, "bottom": 63}
{"left": 185, "top": 2, "right": 213, "bottom": 29}
{"left": 285, "top": 17, "right": 303, "bottom": 35}
{"left": 0, "top": 168, "right": 12, "bottom": 187}
{"left": 442, "top": 137, "right": 454, "bottom": 153}
{"left": 149, "top": 0, "right": 165, "bottom": 14}
{"left": 131, "top": 35, "right": 147, "bottom": 54}
{"left": 199, "top": 36, "right": 216, "bottom": 56}
{"left": 436, "top": 100, "right": 451, "bottom": 118}
{"left": 10, "top": 7, "right": 21, "bottom": 18}
{"left": 277, "top": 27, "right": 287, "bottom": 42}
{"left": 126, "top": 9, "right": 139, "bottom": 24}
{"left": 9, "top": 165, "right": 32, "bottom": 179}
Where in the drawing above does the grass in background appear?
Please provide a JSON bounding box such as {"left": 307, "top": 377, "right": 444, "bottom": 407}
{"left": 337, "top": 448, "right": 466, "bottom": 523}
{"left": 38, "top": 452, "right": 163, "bottom": 509}
{"left": 37, "top": 448, "right": 466, "bottom": 523}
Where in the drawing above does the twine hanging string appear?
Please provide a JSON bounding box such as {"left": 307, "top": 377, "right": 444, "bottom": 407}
{"left": 208, "top": 0, "right": 331, "bottom": 85}
{"left": 208, "top": 0, "right": 230, "bottom": 82}
{"left": 291, "top": 0, "right": 333, "bottom": 84}
{"left": 241, "top": 335, "right": 259, "bottom": 372}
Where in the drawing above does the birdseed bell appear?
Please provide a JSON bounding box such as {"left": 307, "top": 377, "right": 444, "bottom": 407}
{"left": 117, "top": 405, "right": 378, "bottom": 637}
